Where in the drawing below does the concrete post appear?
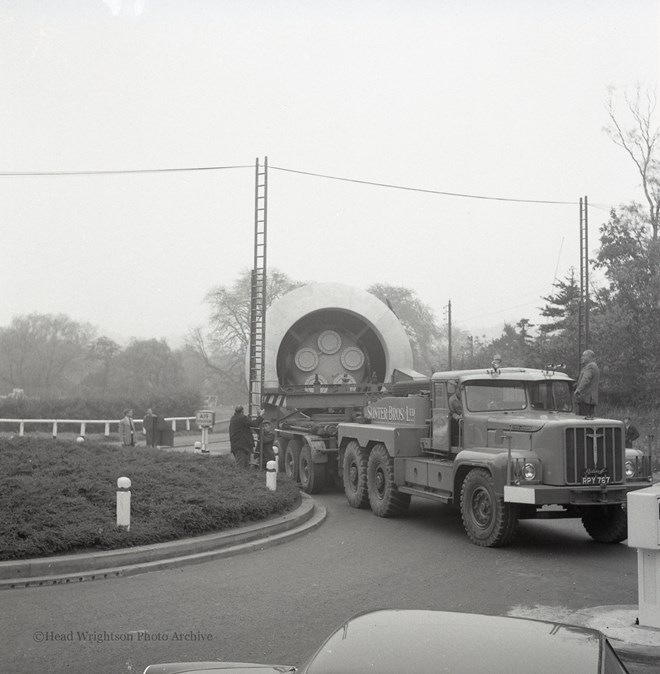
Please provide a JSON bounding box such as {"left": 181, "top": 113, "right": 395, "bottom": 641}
{"left": 266, "top": 460, "right": 277, "bottom": 491}
{"left": 116, "top": 477, "right": 131, "bottom": 531}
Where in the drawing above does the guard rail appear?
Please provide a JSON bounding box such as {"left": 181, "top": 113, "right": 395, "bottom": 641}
{"left": 0, "top": 417, "right": 196, "bottom": 438}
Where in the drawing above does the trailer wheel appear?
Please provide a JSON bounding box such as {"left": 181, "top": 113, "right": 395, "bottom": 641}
{"left": 299, "top": 443, "right": 326, "bottom": 494}
{"left": 284, "top": 438, "right": 302, "bottom": 482}
{"left": 343, "top": 440, "right": 369, "bottom": 509}
{"left": 367, "top": 443, "right": 410, "bottom": 517}
{"left": 460, "top": 468, "right": 518, "bottom": 547}
{"left": 580, "top": 504, "right": 628, "bottom": 543}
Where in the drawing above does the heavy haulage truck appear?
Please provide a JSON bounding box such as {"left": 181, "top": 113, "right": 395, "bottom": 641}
{"left": 336, "top": 365, "right": 653, "bottom": 547}
{"left": 256, "top": 282, "right": 652, "bottom": 546}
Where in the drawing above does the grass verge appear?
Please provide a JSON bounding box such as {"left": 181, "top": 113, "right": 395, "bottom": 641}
{"left": 0, "top": 437, "right": 300, "bottom": 561}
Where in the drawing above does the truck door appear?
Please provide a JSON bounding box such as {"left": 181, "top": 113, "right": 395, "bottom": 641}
{"left": 431, "top": 381, "right": 451, "bottom": 451}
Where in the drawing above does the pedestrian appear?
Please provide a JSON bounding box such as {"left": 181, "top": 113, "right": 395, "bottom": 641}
{"left": 624, "top": 416, "right": 640, "bottom": 448}
{"left": 229, "top": 405, "right": 263, "bottom": 468}
{"left": 259, "top": 420, "right": 276, "bottom": 468}
{"left": 143, "top": 408, "right": 157, "bottom": 447}
{"left": 574, "top": 349, "right": 600, "bottom": 418}
{"left": 118, "top": 408, "right": 136, "bottom": 447}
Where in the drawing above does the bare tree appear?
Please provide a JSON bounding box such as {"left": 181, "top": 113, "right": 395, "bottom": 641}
{"left": 188, "top": 269, "right": 303, "bottom": 399}
{"left": 605, "top": 85, "right": 660, "bottom": 240}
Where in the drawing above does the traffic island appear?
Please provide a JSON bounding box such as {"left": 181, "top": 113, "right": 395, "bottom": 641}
{"left": 0, "top": 493, "right": 325, "bottom": 589}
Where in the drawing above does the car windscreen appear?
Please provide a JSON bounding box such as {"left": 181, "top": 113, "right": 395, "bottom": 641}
{"left": 528, "top": 380, "right": 573, "bottom": 412}
{"left": 464, "top": 381, "right": 527, "bottom": 412}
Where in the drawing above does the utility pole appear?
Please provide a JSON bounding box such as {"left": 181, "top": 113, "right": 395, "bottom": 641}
{"left": 578, "top": 195, "right": 589, "bottom": 372}
{"left": 447, "top": 299, "right": 452, "bottom": 369}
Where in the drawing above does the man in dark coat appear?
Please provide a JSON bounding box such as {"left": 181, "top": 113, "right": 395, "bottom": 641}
{"left": 229, "top": 405, "right": 263, "bottom": 468}
{"left": 143, "top": 408, "right": 157, "bottom": 447}
{"left": 624, "top": 417, "right": 640, "bottom": 448}
{"left": 258, "top": 420, "right": 276, "bottom": 469}
{"left": 574, "top": 349, "right": 600, "bottom": 418}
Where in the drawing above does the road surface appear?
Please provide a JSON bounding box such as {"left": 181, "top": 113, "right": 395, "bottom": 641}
{"left": 2, "top": 490, "right": 652, "bottom": 674}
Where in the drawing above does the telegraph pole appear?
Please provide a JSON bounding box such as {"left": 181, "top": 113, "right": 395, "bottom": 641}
{"left": 447, "top": 299, "right": 452, "bottom": 369}
{"left": 578, "top": 196, "right": 589, "bottom": 372}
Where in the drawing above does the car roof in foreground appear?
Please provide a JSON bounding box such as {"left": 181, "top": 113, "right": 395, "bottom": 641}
{"left": 143, "top": 663, "right": 294, "bottom": 674}
{"left": 300, "top": 609, "right": 627, "bottom": 674}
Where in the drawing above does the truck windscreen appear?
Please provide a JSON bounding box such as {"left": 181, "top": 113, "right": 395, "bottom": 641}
{"left": 464, "top": 381, "right": 527, "bottom": 412}
{"left": 528, "top": 380, "right": 573, "bottom": 412}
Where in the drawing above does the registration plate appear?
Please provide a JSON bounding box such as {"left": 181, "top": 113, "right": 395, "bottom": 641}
{"left": 582, "top": 475, "right": 611, "bottom": 485}
{"left": 582, "top": 469, "right": 610, "bottom": 486}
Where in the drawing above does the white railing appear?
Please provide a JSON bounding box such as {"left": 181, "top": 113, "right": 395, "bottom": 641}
{"left": 0, "top": 417, "right": 196, "bottom": 438}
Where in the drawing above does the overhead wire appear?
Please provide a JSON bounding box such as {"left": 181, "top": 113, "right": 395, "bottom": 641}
{"left": 0, "top": 164, "right": 254, "bottom": 177}
{"left": 0, "top": 160, "right": 615, "bottom": 209}
{"left": 269, "top": 164, "right": 578, "bottom": 206}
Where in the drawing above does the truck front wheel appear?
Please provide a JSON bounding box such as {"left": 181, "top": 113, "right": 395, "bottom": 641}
{"left": 460, "top": 468, "right": 518, "bottom": 547}
{"left": 580, "top": 504, "right": 628, "bottom": 543}
{"left": 343, "top": 440, "right": 369, "bottom": 509}
{"left": 367, "top": 443, "right": 410, "bottom": 517}
{"left": 299, "top": 443, "right": 326, "bottom": 494}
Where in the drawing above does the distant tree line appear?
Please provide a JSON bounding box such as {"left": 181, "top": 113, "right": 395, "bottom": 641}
{"left": 0, "top": 315, "right": 203, "bottom": 418}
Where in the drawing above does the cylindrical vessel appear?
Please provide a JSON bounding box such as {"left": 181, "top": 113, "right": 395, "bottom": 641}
{"left": 262, "top": 283, "right": 413, "bottom": 391}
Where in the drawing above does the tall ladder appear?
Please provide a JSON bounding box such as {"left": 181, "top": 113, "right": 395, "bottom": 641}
{"left": 578, "top": 195, "right": 589, "bottom": 371}
{"left": 248, "top": 157, "right": 268, "bottom": 418}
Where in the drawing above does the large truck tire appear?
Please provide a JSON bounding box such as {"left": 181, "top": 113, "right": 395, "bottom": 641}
{"left": 284, "top": 437, "right": 302, "bottom": 482}
{"left": 343, "top": 440, "right": 370, "bottom": 509}
{"left": 299, "top": 442, "right": 326, "bottom": 494}
{"left": 460, "top": 468, "right": 518, "bottom": 547}
{"left": 367, "top": 443, "right": 410, "bottom": 517}
{"left": 580, "top": 504, "right": 628, "bottom": 543}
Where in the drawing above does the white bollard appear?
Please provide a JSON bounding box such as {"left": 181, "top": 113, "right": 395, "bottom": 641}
{"left": 116, "top": 477, "right": 131, "bottom": 531}
{"left": 266, "top": 460, "right": 277, "bottom": 491}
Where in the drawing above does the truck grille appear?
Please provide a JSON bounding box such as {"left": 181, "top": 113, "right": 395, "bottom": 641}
{"left": 564, "top": 427, "right": 623, "bottom": 484}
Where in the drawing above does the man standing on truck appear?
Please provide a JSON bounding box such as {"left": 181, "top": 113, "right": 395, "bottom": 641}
{"left": 574, "top": 350, "right": 600, "bottom": 418}
{"left": 229, "top": 405, "right": 264, "bottom": 468}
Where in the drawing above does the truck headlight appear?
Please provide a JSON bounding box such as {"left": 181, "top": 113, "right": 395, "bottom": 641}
{"left": 625, "top": 460, "right": 636, "bottom": 478}
{"left": 523, "top": 462, "right": 537, "bottom": 481}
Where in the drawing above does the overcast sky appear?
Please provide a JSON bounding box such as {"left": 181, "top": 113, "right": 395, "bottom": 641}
{"left": 1, "top": 0, "right": 659, "bottom": 346}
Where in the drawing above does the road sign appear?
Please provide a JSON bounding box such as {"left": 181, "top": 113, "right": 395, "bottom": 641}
{"left": 195, "top": 410, "right": 216, "bottom": 428}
